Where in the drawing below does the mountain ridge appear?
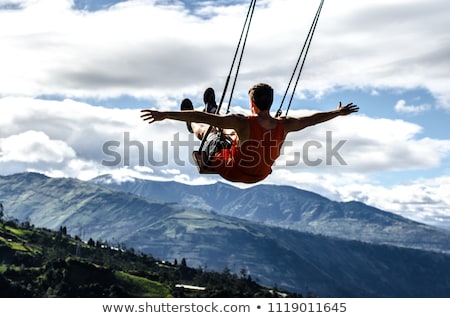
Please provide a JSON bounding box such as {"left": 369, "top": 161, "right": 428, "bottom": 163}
{"left": 91, "top": 174, "right": 450, "bottom": 254}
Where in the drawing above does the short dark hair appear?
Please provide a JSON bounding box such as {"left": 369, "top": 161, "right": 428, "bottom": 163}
{"left": 248, "top": 83, "right": 273, "bottom": 111}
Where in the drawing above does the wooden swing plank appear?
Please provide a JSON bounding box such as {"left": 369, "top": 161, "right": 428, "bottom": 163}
{"left": 192, "top": 151, "right": 218, "bottom": 174}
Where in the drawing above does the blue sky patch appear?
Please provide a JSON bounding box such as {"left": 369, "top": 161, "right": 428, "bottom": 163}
{"left": 73, "top": 0, "right": 126, "bottom": 11}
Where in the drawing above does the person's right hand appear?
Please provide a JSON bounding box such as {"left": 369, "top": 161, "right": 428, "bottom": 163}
{"left": 140, "top": 109, "right": 167, "bottom": 124}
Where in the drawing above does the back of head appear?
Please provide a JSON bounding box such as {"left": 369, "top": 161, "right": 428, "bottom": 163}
{"left": 248, "top": 83, "right": 273, "bottom": 111}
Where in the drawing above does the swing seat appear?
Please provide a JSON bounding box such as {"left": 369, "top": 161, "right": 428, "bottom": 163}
{"left": 192, "top": 151, "right": 218, "bottom": 174}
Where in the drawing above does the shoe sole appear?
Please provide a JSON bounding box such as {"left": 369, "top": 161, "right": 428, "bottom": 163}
{"left": 180, "top": 99, "right": 194, "bottom": 133}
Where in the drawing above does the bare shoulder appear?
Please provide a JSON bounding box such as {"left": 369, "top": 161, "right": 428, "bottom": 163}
{"left": 227, "top": 113, "right": 248, "bottom": 120}
{"left": 223, "top": 113, "right": 249, "bottom": 141}
{"left": 281, "top": 116, "right": 309, "bottom": 133}
{"left": 223, "top": 113, "right": 248, "bottom": 125}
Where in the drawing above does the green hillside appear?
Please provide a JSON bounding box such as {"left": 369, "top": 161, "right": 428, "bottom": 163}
{"left": 0, "top": 218, "right": 294, "bottom": 298}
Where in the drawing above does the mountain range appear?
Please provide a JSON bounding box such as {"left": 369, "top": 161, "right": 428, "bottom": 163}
{"left": 92, "top": 175, "right": 450, "bottom": 254}
{"left": 1, "top": 172, "right": 450, "bottom": 297}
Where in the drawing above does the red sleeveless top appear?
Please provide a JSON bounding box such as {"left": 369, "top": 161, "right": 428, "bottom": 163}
{"left": 211, "top": 116, "right": 285, "bottom": 183}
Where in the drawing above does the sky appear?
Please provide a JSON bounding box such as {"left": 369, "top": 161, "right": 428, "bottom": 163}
{"left": 1, "top": 0, "right": 450, "bottom": 230}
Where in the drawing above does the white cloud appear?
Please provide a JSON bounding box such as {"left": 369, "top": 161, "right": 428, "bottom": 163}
{"left": 370, "top": 89, "right": 380, "bottom": 96}
{"left": 394, "top": 99, "right": 431, "bottom": 115}
{"left": 337, "top": 176, "right": 450, "bottom": 230}
{"left": 265, "top": 169, "right": 450, "bottom": 230}
{"left": 0, "top": 0, "right": 449, "bottom": 108}
{"left": 2, "top": 97, "right": 448, "bottom": 179}
{"left": 0, "top": 130, "right": 75, "bottom": 163}
{"left": 0, "top": 96, "right": 211, "bottom": 180}
{"left": 162, "top": 168, "right": 181, "bottom": 175}
{"left": 275, "top": 111, "right": 450, "bottom": 174}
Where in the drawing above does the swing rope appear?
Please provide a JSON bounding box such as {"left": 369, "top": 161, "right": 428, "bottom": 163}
{"left": 225, "top": 0, "right": 256, "bottom": 114}
{"left": 275, "top": 0, "right": 325, "bottom": 118}
{"left": 198, "top": 0, "right": 257, "bottom": 152}
{"left": 197, "top": 0, "right": 324, "bottom": 153}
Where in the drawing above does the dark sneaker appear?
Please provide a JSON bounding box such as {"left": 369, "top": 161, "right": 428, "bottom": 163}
{"left": 180, "top": 98, "right": 194, "bottom": 133}
{"left": 203, "top": 87, "right": 218, "bottom": 114}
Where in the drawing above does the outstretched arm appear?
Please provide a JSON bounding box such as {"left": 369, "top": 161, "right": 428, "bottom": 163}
{"left": 140, "top": 109, "right": 247, "bottom": 131}
{"left": 284, "top": 102, "right": 359, "bottom": 133}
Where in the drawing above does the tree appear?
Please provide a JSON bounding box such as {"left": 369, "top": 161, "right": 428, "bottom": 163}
{"left": 0, "top": 202, "right": 4, "bottom": 222}
{"left": 87, "top": 238, "right": 95, "bottom": 247}
{"left": 59, "top": 226, "right": 67, "bottom": 235}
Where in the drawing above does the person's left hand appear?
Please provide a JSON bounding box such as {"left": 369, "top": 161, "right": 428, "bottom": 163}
{"left": 337, "top": 102, "right": 359, "bottom": 115}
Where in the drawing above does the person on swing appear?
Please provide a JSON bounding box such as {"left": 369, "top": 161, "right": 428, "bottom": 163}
{"left": 140, "top": 83, "right": 359, "bottom": 183}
